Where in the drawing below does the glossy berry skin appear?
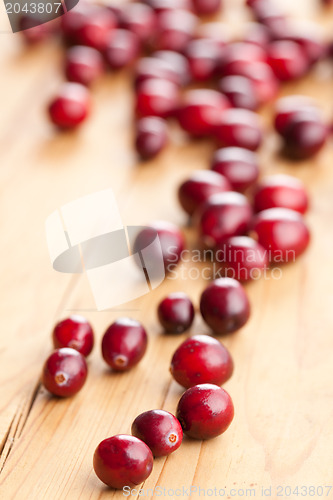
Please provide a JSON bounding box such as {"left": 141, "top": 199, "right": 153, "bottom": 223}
{"left": 170, "top": 335, "right": 233, "bottom": 388}
{"left": 200, "top": 278, "right": 250, "bottom": 335}
{"left": 214, "top": 109, "right": 263, "bottom": 151}
{"left": 42, "top": 348, "right": 88, "bottom": 397}
{"left": 52, "top": 315, "right": 94, "bottom": 357}
{"left": 135, "top": 79, "right": 179, "bottom": 118}
{"left": 133, "top": 221, "right": 185, "bottom": 273}
{"left": 216, "top": 236, "right": 268, "bottom": 282}
{"left": 273, "top": 95, "right": 320, "bottom": 136}
{"left": 218, "top": 75, "right": 259, "bottom": 111}
{"left": 153, "top": 9, "right": 198, "bottom": 53}
{"left": 252, "top": 208, "right": 311, "bottom": 263}
{"left": 65, "top": 46, "right": 104, "bottom": 86}
{"left": 131, "top": 410, "right": 183, "bottom": 457}
{"left": 93, "top": 435, "right": 153, "bottom": 489}
{"left": 105, "top": 29, "right": 140, "bottom": 69}
{"left": 178, "top": 170, "right": 231, "bottom": 216}
{"left": 48, "top": 83, "right": 91, "bottom": 129}
{"left": 198, "top": 192, "right": 253, "bottom": 248}
{"left": 185, "top": 38, "right": 221, "bottom": 82}
{"left": 177, "top": 90, "right": 230, "bottom": 137}
{"left": 267, "top": 41, "right": 308, "bottom": 81}
{"left": 211, "top": 147, "right": 259, "bottom": 192}
{"left": 135, "top": 116, "right": 168, "bottom": 160}
{"left": 118, "top": 3, "right": 156, "bottom": 44}
{"left": 254, "top": 175, "right": 309, "bottom": 214}
{"left": 157, "top": 293, "right": 195, "bottom": 333}
{"left": 176, "top": 384, "right": 234, "bottom": 439}
{"left": 102, "top": 318, "right": 148, "bottom": 372}
{"left": 191, "top": 0, "right": 222, "bottom": 15}
{"left": 283, "top": 116, "right": 328, "bottom": 159}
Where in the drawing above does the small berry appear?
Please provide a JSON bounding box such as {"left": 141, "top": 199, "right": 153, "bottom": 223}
{"left": 253, "top": 175, "right": 309, "bottom": 214}
{"left": 158, "top": 292, "right": 195, "bottom": 333}
{"left": 214, "top": 109, "right": 263, "bottom": 151}
{"left": 135, "top": 116, "right": 168, "bottom": 160}
{"left": 52, "top": 315, "right": 94, "bottom": 357}
{"left": 135, "top": 78, "right": 179, "bottom": 118}
{"left": 48, "top": 83, "right": 91, "bottom": 129}
{"left": 105, "top": 29, "right": 140, "bottom": 69}
{"left": 42, "top": 348, "right": 88, "bottom": 397}
{"left": 65, "top": 46, "right": 104, "bottom": 87}
{"left": 211, "top": 147, "right": 259, "bottom": 192}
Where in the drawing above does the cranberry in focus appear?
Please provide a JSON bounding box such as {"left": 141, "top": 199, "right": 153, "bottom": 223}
{"left": 211, "top": 147, "right": 259, "bottom": 192}
{"left": 214, "top": 109, "right": 263, "bottom": 151}
{"left": 42, "top": 348, "right": 88, "bottom": 397}
{"left": 48, "top": 83, "right": 91, "bottom": 129}
{"left": 254, "top": 175, "right": 309, "bottom": 214}
{"left": 65, "top": 46, "right": 104, "bottom": 86}
{"left": 135, "top": 116, "right": 168, "bottom": 160}
{"left": 52, "top": 315, "right": 94, "bottom": 357}
{"left": 157, "top": 292, "right": 195, "bottom": 333}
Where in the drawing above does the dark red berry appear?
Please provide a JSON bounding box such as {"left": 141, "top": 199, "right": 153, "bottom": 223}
{"left": 135, "top": 116, "right": 168, "bottom": 160}
{"left": 234, "top": 61, "right": 279, "bottom": 105}
{"left": 105, "top": 29, "right": 140, "bottom": 69}
{"left": 153, "top": 50, "right": 190, "bottom": 86}
{"left": 219, "top": 42, "right": 266, "bottom": 76}
{"left": 252, "top": 208, "right": 311, "bottom": 263}
{"left": 157, "top": 292, "right": 195, "bottom": 333}
{"left": 178, "top": 170, "right": 231, "bottom": 216}
{"left": 211, "top": 147, "right": 259, "bottom": 192}
{"left": 177, "top": 89, "right": 230, "bottom": 137}
{"left": 135, "top": 56, "right": 184, "bottom": 88}
{"left": 254, "top": 175, "right": 309, "bottom": 214}
{"left": 65, "top": 46, "right": 104, "bottom": 86}
{"left": 277, "top": 22, "right": 326, "bottom": 65}
{"left": 216, "top": 236, "right": 268, "bottom": 281}
{"left": 214, "top": 109, "right": 263, "bottom": 151}
{"left": 131, "top": 410, "right": 183, "bottom": 457}
{"left": 267, "top": 41, "right": 308, "bottom": 81}
{"left": 93, "top": 435, "right": 153, "bottom": 489}
{"left": 185, "top": 38, "right": 221, "bottom": 82}
{"left": 219, "top": 75, "right": 259, "bottom": 111}
{"left": 273, "top": 95, "right": 320, "bottom": 136}
{"left": 200, "top": 278, "right": 250, "bottom": 334}
{"left": 153, "top": 9, "right": 198, "bottom": 52}
{"left": 198, "top": 192, "right": 253, "bottom": 248}
{"left": 119, "top": 3, "right": 156, "bottom": 44}
{"left": 283, "top": 115, "right": 328, "bottom": 159}
{"left": 42, "top": 348, "right": 88, "bottom": 397}
{"left": 192, "top": 0, "right": 222, "bottom": 15}
{"left": 135, "top": 78, "right": 179, "bottom": 118}
{"left": 48, "top": 83, "right": 91, "bottom": 129}
{"left": 102, "top": 318, "right": 148, "bottom": 372}
{"left": 52, "top": 316, "right": 94, "bottom": 357}
{"left": 176, "top": 384, "right": 234, "bottom": 439}
{"left": 170, "top": 335, "right": 233, "bottom": 388}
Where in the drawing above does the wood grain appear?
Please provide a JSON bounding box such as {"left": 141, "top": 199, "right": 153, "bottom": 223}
{"left": 1, "top": 0, "right": 333, "bottom": 498}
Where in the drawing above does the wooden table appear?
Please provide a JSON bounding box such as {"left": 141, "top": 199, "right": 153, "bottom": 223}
{"left": 1, "top": 0, "right": 333, "bottom": 498}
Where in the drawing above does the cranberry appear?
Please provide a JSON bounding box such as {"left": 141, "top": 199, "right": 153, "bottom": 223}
{"left": 234, "top": 61, "right": 279, "bottom": 104}
{"left": 133, "top": 221, "right": 185, "bottom": 273}
{"left": 131, "top": 410, "right": 183, "bottom": 456}
{"left": 48, "top": 83, "right": 91, "bottom": 129}
{"left": 178, "top": 170, "right": 231, "bottom": 216}
{"left": 219, "top": 42, "right": 266, "bottom": 76}
{"left": 105, "top": 29, "right": 140, "bottom": 69}
{"left": 278, "top": 22, "right": 326, "bottom": 65}
{"left": 185, "top": 38, "right": 221, "bottom": 82}
{"left": 214, "top": 109, "right": 263, "bottom": 151}
{"left": 135, "top": 78, "right": 179, "bottom": 119}
{"left": 119, "top": 3, "right": 156, "bottom": 44}
{"left": 267, "top": 41, "right": 308, "bottom": 81}
{"left": 252, "top": 1, "right": 289, "bottom": 38}
{"left": 135, "top": 116, "right": 168, "bottom": 160}
{"left": 52, "top": 315, "right": 94, "bottom": 357}
{"left": 216, "top": 236, "right": 268, "bottom": 281}
{"left": 243, "top": 22, "right": 271, "bottom": 50}
{"left": 211, "top": 147, "right": 259, "bottom": 192}
{"left": 282, "top": 115, "right": 328, "bottom": 159}
{"left": 61, "top": 4, "right": 116, "bottom": 51}
{"left": 65, "top": 46, "right": 104, "bottom": 86}
{"left": 93, "top": 435, "right": 153, "bottom": 489}
{"left": 273, "top": 95, "right": 320, "bottom": 136}
{"left": 153, "top": 9, "right": 198, "bottom": 52}
{"left": 198, "top": 192, "right": 253, "bottom": 248}
{"left": 254, "top": 175, "right": 309, "bottom": 214}
{"left": 153, "top": 50, "right": 190, "bottom": 86}
{"left": 177, "top": 89, "right": 230, "bottom": 137}
{"left": 191, "top": 0, "right": 222, "bottom": 16}
{"left": 157, "top": 292, "right": 195, "bottom": 333}
{"left": 170, "top": 335, "right": 233, "bottom": 388}
{"left": 176, "top": 384, "right": 234, "bottom": 439}
{"left": 135, "top": 56, "right": 184, "bottom": 88}
{"left": 218, "top": 76, "right": 259, "bottom": 111}
{"left": 252, "top": 208, "right": 311, "bottom": 263}
{"left": 42, "top": 348, "right": 88, "bottom": 397}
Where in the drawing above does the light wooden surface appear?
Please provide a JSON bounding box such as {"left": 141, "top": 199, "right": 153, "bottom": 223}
{"left": 1, "top": 0, "right": 333, "bottom": 498}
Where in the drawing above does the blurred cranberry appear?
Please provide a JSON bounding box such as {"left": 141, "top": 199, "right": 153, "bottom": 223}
{"left": 267, "top": 41, "right": 308, "bottom": 81}
{"left": 214, "top": 109, "right": 263, "bottom": 151}
{"left": 254, "top": 175, "right": 309, "bottom": 214}
{"left": 48, "top": 83, "right": 91, "bottom": 129}
{"left": 211, "top": 147, "right": 259, "bottom": 192}
{"left": 135, "top": 79, "right": 179, "bottom": 118}
{"left": 135, "top": 57, "right": 184, "bottom": 88}
{"left": 283, "top": 116, "right": 328, "bottom": 159}
{"left": 277, "top": 23, "right": 326, "bottom": 65}
{"left": 242, "top": 22, "right": 271, "bottom": 50}
{"left": 105, "top": 29, "right": 140, "bottom": 69}
{"left": 273, "top": 95, "right": 321, "bottom": 136}
{"left": 119, "top": 3, "right": 156, "bottom": 44}
{"left": 219, "top": 42, "right": 266, "bottom": 76}
{"left": 235, "top": 61, "right": 279, "bottom": 104}
{"left": 65, "top": 46, "right": 104, "bottom": 86}
{"left": 153, "top": 9, "right": 198, "bottom": 52}
{"left": 19, "top": 15, "right": 59, "bottom": 43}
{"left": 153, "top": 51, "right": 190, "bottom": 86}
{"left": 177, "top": 89, "right": 230, "bottom": 137}
{"left": 185, "top": 38, "right": 221, "bottom": 81}
{"left": 191, "top": 0, "right": 222, "bottom": 16}
{"left": 135, "top": 116, "right": 168, "bottom": 159}
{"left": 219, "top": 76, "right": 259, "bottom": 111}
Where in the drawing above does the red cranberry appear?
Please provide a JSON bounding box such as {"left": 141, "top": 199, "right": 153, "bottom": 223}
{"left": 135, "top": 79, "right": 179, "bottom": 118}
{"left": 105, "top": 29, "right": 140, "bottom": 69}
{"left": 119, "top": 3, "right": 156, "bottom": 44}
{"left": 185, "top": 38, "right": 221, "bottom": 82}
{"left": 219, "top": 76, "right": 259, "bottom": 111}
{"left": 254, "top": 175, "right": 309, "bottom": 214}
{"left": 277, "top": 22, "right": 326, "bottom": 65}
{"left": 200, "top": 278, "right": 250, "bottom": 335}
{"left": 153, "top": 9, "right": 198, "bottom": 52}
{"left": 135, "top": 116, "right": 168, "bottom": 160}
{"left": 243, "top": 22, "right": 271, "bottom": 50}
{"left": 234, "top": 61, "right": 279, "bottom": 104}
{"left": 170, "top": 335, "right": 233, "bottom": 388}
{"left": 133, "top": 221, "right": 185, "bottom": 273}
{"left": 65, "top": 46, "right": 104, "bottom": 86}
{"left": 252, "top": 208, "right": 311, "bottom": 263}
{"left": 219, "top": 42, "right": 266, "bottom": 76}
{"left": 157, "top": 292, "right": 195, "bottom": 333}
{"left": 283, "top": 115, "right": 328, "bottom": 159}
{"left": 267, "top": 41, "right": 308, "bottom": 81}
{"left": 93, "top": 435, "right": 153, "bottom": 489}
{"left": 177, "top": 89, "right": 230, "bottom": 137}
{"left": 214, "top": 109, "right": 263, "bottom": 151}
{"left": 252, "top": 1, "right": 289, "bottom": 38}
{"left": 211, "top": 147, "right": 259, "bottom": 192}
{"left": 176, "top": 384, "right": 234, "bottom": 439}
{"left": 48, "top": 83, "right": 91, "bottom": 129}
{"left": 273, "top": 95, "right": 321, "bottom": 136}
{"left": 198, "top": 192, "right": 253, "bottom": 248}
{"left": 52, "top": 315, "right": 94, "bottom": 357}
{"left": 135, "top": 56, "right": 184, "bottom": 88}
{"left": 178, "top": 170, "right": 231, "bottom": 216}
{"left": 131, "top": 410, "right": 183, "bottom": 457}
{"left": 153, "top": 50, "right": 190, "bottom": 86}
{"left": 19, "top": 16, "right": 59, "bottom": 43}
{"left": 42, "top": 348, "right": 88, "bottom": 397}
{"left": 61, "top": 4, "right": 116, "bottom": 51}
{"left": 216, "top": 236, "right": 268, "bottom": 281}
{"left": 102, "top": 318, "right": 148, "bottom": 372}
{"left": 191, "top": 0, "right": 222, "bottom": 16}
